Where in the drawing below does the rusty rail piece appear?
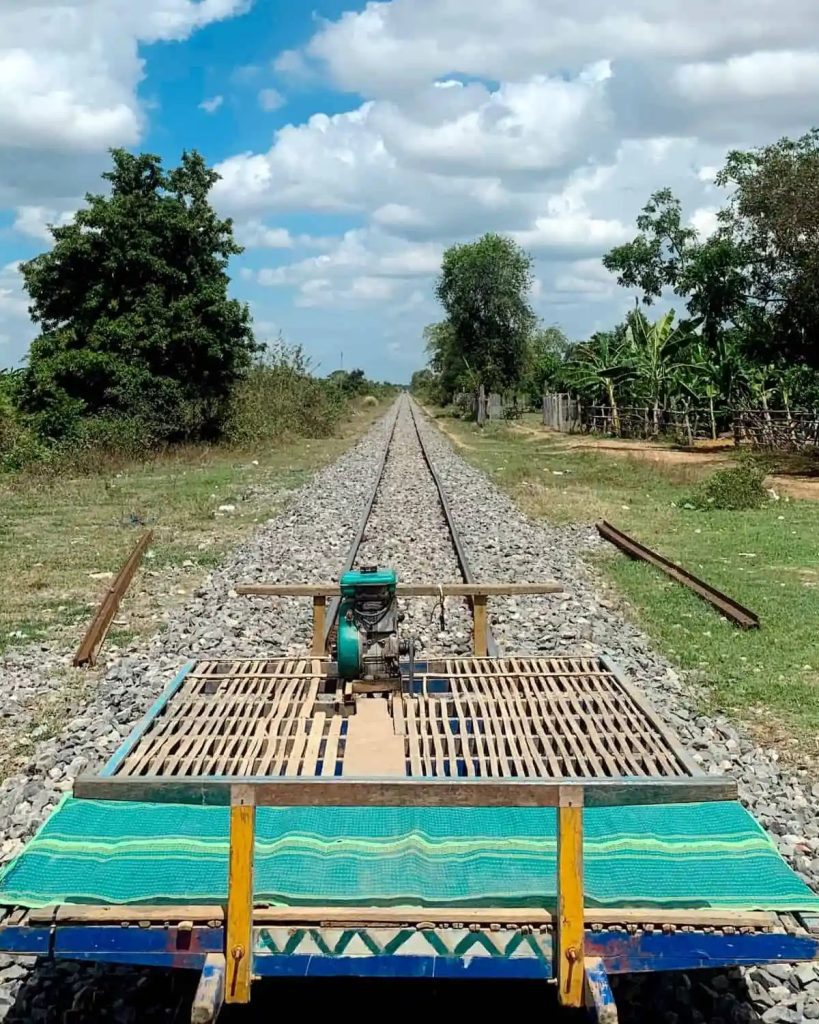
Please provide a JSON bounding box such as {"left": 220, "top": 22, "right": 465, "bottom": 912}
{"left": 73, "top": 531, "right": 154, "bottom": 667}
{"left": 407, "top": 397, "right": 501, "bottom": 657}
{"left": 596, "top": 520, "right": 759, "bottom": 630}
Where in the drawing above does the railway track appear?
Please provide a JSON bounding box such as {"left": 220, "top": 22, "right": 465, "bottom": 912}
{"left": 332, "top": 393, "right": 498, "bottom": 658}
{"left": 1, "top": 395, "right": 817, "bottom": 1024}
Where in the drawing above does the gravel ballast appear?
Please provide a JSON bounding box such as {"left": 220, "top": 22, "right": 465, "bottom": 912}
{"left": 0, "top": 394, "right": 817, "bottom": 1023}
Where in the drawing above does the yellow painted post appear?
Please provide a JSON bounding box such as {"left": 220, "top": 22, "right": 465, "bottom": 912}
{"left": 226, "top": 785, "right": 255, "bottom": 1005}
{"left": 311, "top": 595, "right": 327, "bottom": 657}
{"left": 472, "top": 595, "right": 488, "bottom": 657}
{"left": 557, "top": 787, "right": 584, "bottom": 1009}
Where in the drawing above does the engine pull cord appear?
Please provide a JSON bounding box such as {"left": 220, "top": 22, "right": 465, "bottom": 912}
{"left": 429, "top": 583, "right": 446, "bottom": 632}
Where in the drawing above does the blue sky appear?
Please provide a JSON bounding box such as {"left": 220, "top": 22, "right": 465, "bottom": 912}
{"left": 1, "top": 1, "right": 818, "bottom": 382}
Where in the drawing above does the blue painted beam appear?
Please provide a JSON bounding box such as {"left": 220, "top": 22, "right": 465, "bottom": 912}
{"left": 3, "top": 924, "right": 817, "bottom": 980}
{"left": 585, "top": 956, "right": 618, "bottom": 1023}
{"left": 100, "top": 661, "right": 195, "bottom": 776}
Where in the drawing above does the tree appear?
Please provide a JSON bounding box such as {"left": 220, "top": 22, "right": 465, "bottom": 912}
{"left": 435, "top": 234, "right": 536, "bottom": 395}
{"left": 603, "top": 189, "right": 696, "bottom": 304}
{"left": 523, "top": 326, "right": 569, "bottom": 404}
{"left": 423, "top": 320, "right": 466, "bottom": 403}
{"left": 603, "top": 189, "right": 748, "bottom": 353}
{"left": 19, "top": 149, "right": 256, "bottom": 440}
{"left": 717, "top": 129, "right": 819, "bottom": 367}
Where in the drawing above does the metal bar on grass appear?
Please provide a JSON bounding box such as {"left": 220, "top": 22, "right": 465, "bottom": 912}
{"left": 73, "top": 530, "right": 154, "bottom": 667}
{"left": 596, "top": 521, "right": 759, "bottom": 630}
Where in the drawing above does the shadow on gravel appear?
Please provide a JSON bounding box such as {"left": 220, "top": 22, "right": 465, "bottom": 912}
{"left": 5, "top": 962, "right": 765, "bottom": 1023}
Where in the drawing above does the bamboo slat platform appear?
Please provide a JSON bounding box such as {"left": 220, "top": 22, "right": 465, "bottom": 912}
{"left": 113, "top": 656, "right": 698, "bottom": 781}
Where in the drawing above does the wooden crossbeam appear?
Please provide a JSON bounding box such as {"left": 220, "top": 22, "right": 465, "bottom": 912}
{"left": 32, "top": 904, "right": 779, "bottom": 930}
{"left": 74, "top": 774, "right": 737, "bottom": 807}
{"left": 236, "top": 582, "right": 563, "bottom": 597}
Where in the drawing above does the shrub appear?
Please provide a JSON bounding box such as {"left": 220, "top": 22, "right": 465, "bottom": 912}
{"left": 685, "top": 462, "right": 769, "bottom": 510}
{"left": 226, "top": 343, "right": 347, "bottom": 445}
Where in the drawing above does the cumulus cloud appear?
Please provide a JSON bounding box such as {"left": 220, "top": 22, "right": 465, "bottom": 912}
{"left": 675, "top": 50, "right": 819, "bottom": 103}
{"left": 0, "top": 0, "right": 248, "bottom": 205}
{"left": 199, "top": 95, "right": 225, "bottom": 113}
{"left": 258, "top": 88, "right": 285, "bottom": 112}
{"left": 302, "top": 0, "right": 819, "bottom": 96}
{"left": 13, "top": 205, "right": 76, "bottom": 242}
{"left": 0, "top": 261, "right": 33, "bottom": 364}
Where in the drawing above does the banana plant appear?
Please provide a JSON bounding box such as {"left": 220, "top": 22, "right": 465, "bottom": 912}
{"left": 624, "top": 310, "right": 696, "bottom": 434}
{"left": 566, "top": 333, "right": 634, "bottom": 434}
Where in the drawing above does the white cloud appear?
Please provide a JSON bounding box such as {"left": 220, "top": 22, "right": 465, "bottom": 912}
{"left": 554, "top": 258, "right": 617, "bottom": 300}
{"left": 675, "top": 50, "right": 819, "bottom": 103}
{"left": 258, "top": 88, "right": 285, "bottom": 112}
{"left": 690, "top": 206, "right": 720, "bottom": 239}
{"left": 0, "top": 0, "right": 249, "bottom": 205}
{"left": 301, "top": 0, "right": 819, "bottom": 97}
{"left": 236, "top": 221, "right": 294, "bottom": 249}
{"left": 513, "top": 214, "right": 631, "bottom": 255}
{"left": 13, "top": 205, "right": 76, "bottom": 242}
{"left": 0, "top": 262, "right": 33, "bottom": 365}
{"left": 199, "top": 95, "right": 224, "bottom": 113}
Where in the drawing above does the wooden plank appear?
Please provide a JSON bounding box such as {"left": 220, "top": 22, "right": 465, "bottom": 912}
{"left": 300, "top": 711, "right": 326, "bottom": 777}
{"left": 225, "top": 788, "right": 254, "bottom": 1005}
{"left": 74, "top": 774, "right": 737, "bottom": 807}
{"left": 584, "top": 956, "right": 619, "bottom": 1024}
{"left": 73, "top": 530, "right": 154, "bottom": 667}
{"left": 320, "top": 715, "right": 342, "bottom": 777}
{"left": 236, "top": 582, "right": 562, "bottom": 597}
{"left": 192, "top": 953, "right": 226, "bottom": 1024}
{"left": 34, "top": 904, "right": 779, "bottom": 929}
{"left": 311, "top": 596, "right": 326, "bottom": 657}
{"left": 557, "top": 799, "right": 585, "bottom": 1009}
{"left": 472, "top": 595, "right": 488, "bottom": 657}
{"left": 596, "top": 521, "right": 759, "bottom": 629}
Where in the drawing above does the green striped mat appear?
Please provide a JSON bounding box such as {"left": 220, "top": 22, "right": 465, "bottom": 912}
{"left": 2, "top": 797, "right": 818, "bottom": 911}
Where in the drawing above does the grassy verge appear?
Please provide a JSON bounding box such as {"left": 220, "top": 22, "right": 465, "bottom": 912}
{"left": 0, "top": 398, "right": 390, "bottom": 656}
{"left": 432, "top": 411, "right": 819, "bottom": 765}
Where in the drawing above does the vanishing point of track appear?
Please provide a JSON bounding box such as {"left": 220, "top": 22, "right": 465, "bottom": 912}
{"left": 323, "top": 394, "right": 500, "bottom": 656}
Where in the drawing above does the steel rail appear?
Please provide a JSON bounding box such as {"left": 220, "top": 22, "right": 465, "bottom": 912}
{"left": 406, "top": 396, "right": 501, "bottom": 656}
{"left": 321, "top": 403, "right": 401, "bottom": 648}
{"left": 597, "top": 520, "right": 760, "bottom": 630}
{"left": 322, "top": 394, "right": 500, "bottom": 655}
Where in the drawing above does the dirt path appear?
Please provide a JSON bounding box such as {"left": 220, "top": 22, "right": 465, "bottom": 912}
{"left": 514, "top": 425, "right": 819, "bottom": 501}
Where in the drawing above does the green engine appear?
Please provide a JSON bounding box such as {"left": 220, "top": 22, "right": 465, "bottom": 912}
{"left": 336, "top": 566, "right": 409, "bottom": 681}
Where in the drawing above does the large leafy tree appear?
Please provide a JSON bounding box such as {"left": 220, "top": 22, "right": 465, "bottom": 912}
{"left": 19, "top": 149, "right": 256, "bottom": 440}
{"left": 523, "top": 326, "right": 570, "bottom": 404}
{"left": 603, "top": 189, "right": 748, "bottom": 352}
{"left": 435, "top": 233, "right": 536, "bottom": 394}
{"left": 717, "top": 129, "right": 819, "bottom": 367}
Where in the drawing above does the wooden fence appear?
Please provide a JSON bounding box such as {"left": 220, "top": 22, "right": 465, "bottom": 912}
{"left": 454, "top": 388, "right": 526, "bottom": 424}
{"left": 542, "top": 393, "right": 584, "bottom": 432}
{"left": 733, "top": 410, "right": 819, "bottom": 452}
{"left": 543, "top": 395, "right": 819, "bottom": 450}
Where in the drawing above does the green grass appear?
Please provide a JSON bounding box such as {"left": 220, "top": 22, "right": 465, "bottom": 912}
{"left": 0, "top": 399, "right": 389, "bottom": 655}
{"left": 433, "top": 412, "right": 819, "bottom": 756}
